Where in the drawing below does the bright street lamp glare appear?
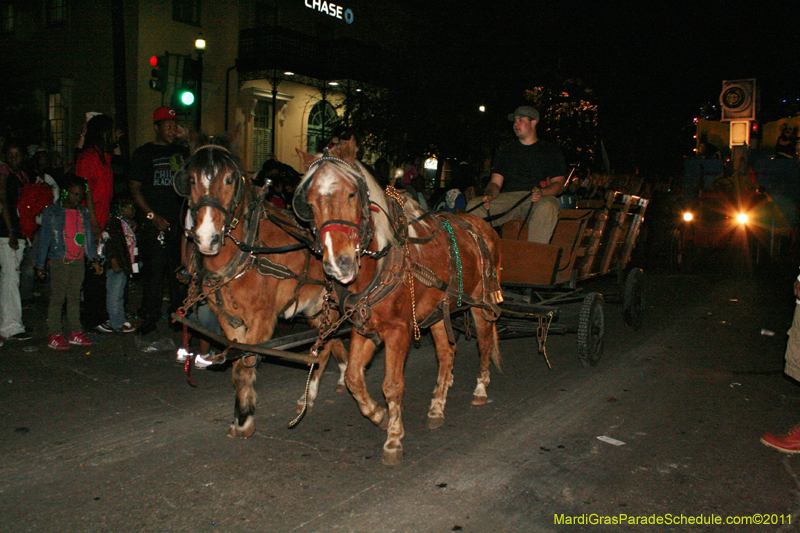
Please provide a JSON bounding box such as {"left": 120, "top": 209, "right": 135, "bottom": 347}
{"left": 181, "top": 91, "right": 195, "bottom": 106}
{"left": 736, "top": 213, "right": 748, "bottom": 224}
{"left": 683, "top": 212, "right": 693, "bottom": 222}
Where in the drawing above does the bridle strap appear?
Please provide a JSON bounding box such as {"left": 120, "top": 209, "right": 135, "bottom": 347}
{"left": 318, "top": 219, "right": 361, "bottom": 243}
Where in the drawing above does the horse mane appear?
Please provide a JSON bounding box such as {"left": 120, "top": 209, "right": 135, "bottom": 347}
{"left": 299, "top": 141, "right": 431, "bottom": 247}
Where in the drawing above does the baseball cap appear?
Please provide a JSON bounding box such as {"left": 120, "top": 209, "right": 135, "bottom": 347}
{"left": 153, "top": 107, "right": 177, "bottom": 123}
{"left": 507, "top": 106, "right": 539, "bottom": 122}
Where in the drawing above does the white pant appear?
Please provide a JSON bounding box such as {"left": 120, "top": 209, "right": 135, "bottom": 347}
{"left": 0, "top": 238, "right": 26, "bottom": 337}
{"left": 786, "top": 304, "right": 800, "bottom": 381}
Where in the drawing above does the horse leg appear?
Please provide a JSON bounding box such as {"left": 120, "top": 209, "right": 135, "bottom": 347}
{"left": 329, "top": 338, "right": 349, "bottom": 392}
{"left": 426, "top": 321, "right": 455, "bottom": 430}
{"left": 344, "top": 333, "right": 387, "bottom": 430}
{"left": 295, "top": 338, "right": 348, "bottom": 413}
{"left": 229, "top": 355, "right": 258, "bottom": 438}
{"left": 470, "top": 308, "right": 502, "bottom": 406}
{"left": 381, "top": 327, "right": 411, "bottom": 466}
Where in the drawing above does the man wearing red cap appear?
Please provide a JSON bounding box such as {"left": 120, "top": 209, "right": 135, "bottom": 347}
{"left": 129, "top": 107, "right": 189, "bottom": 334}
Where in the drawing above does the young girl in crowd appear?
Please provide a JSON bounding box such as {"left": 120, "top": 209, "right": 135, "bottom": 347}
{"left": 96, "top": 196, "right": 138, "bottom": 333}
{"left": 35, "top": 177, "right": 103, "bottom": 350}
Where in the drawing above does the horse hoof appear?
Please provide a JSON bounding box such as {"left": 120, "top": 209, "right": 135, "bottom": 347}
{"left": 373, "top": 408, "right": 389, "bottom": 430}
{"left": 427, "top": 415, "right": 445, "bottom": 430}
{"left": 471, "top": 394, "right": 488, "bottom": 406}
{"left": 382, "top": 447, "right": 404, "bottom": 466}
{"left": 296, "top": 401, "right": 315, "bottom": 414}
{"left": 335, "top": 384, "right": 347, "bottom": 393}
{"left": 378, "top": 416, "right": 389, "bottom": 431}
{"left": 227, "top": 420, "right": 256, "bottom": 439}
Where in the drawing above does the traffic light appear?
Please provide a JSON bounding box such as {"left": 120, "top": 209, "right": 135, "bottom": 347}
{"left": 175, "top": 57, "right": 200, "bottom": 110}
{"left": 148, "top": 55, "right": 169, "bottom": 92}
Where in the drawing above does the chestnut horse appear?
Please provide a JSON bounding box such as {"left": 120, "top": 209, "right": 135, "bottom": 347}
{"left": 177, "top": 139, "right": 348, "bottom": 438}
{"left": 294, "top": 145, "right": 503, "bottom": 464}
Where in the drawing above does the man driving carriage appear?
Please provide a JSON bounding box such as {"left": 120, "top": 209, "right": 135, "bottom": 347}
{"left": 467, "top": 105, "right": 567, "bottom": 244}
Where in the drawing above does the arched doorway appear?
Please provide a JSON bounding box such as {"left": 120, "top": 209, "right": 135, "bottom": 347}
{"left": 307, "top": 100, "right": 338, "bottom": 153}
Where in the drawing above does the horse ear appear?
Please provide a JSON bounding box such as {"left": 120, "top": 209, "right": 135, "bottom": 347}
{"left": 328, "top": 141, "right": 358, "bottom": 166}
{"left": 296, "top": 148, "right": 319, "bottom": 173}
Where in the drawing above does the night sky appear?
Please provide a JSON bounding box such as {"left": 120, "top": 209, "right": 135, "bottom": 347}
{"left": 409, "top": 1, "right": 800, "bottom": 175}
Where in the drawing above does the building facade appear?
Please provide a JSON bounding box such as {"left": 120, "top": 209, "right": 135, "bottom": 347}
{"left": 0, "top": 0, "right": 412, "bottom": 174}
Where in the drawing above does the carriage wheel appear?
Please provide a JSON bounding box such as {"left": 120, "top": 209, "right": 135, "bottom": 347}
{"left": 623, "top": 267, "right": 645, "bottom": 329}
{"left": 577, "top": 293, "right": 605, "bottom": 367}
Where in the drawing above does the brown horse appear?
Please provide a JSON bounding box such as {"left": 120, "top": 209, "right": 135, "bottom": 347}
{"left": 178, "top": 139, "right": 348, "bottom": 438}
{"left": 294, "top": 145, "right": 503, "bottom": 464}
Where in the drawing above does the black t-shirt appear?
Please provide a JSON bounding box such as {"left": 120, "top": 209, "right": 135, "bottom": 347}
{"left": 129, "top": 142, "right": 189, "bottom": 224}
{"left": 492, "top": 140, "right": 567, "bottom": 193}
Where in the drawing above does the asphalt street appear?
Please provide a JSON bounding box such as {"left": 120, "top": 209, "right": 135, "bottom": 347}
{"left": 2, "top": 252, "right": 800, "bottom": 533}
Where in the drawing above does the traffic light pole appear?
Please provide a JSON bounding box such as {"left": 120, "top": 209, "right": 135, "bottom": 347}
{"left": 196, "top": 51, "right": 203, "bottom": 132}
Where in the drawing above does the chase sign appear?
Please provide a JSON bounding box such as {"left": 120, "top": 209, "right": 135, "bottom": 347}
{"left": 304, "top": 0, "right": 354, "bottom": 24}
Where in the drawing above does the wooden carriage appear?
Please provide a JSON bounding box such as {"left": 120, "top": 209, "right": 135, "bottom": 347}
{"left": 494, "top": 190, "right": 649, "bottom": 366}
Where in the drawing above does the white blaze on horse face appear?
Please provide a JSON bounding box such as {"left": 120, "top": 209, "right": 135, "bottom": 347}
{"left": 195, "top": 207, "right": 220, "bottom": 253}
{"left": 322, "top": 231, "right": 350, "bottom": 281}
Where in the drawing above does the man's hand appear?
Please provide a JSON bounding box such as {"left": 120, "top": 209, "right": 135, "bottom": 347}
{"left": 152, "top": 213, "right": 170, "bottom": 232}
{"left": 35, "top": 267, "right": 46, "bottom": 280}
{"left": 93, "top": 261, "right": 104, "bottom": 275}
{"left": 531, "top": 187, "right": 542, "bottom": 202}
{"left": 793, "top": 279, "right": 800, "bottom": 300}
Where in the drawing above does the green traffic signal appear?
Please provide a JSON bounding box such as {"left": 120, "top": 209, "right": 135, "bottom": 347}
{"left": 180, "top": 90, "right": 195, "bottom": 106}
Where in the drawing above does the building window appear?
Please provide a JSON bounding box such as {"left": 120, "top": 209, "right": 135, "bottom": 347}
{"left": 46, "top": 0, "right": 67, "bottom": 26}
{"left": 307, "top": 100, "right": 338, "bottom": 154}
{"left": 0, "top": 4, "right": 14, "bottom": 33}
{"left": 173, "top": 0, "right": 200, "bottom": 25}
{"left": 48, "top": 93, "right": 66, "bottom": 156}
{"left": 252, "top": 100, "right": 273, "bottom": 173}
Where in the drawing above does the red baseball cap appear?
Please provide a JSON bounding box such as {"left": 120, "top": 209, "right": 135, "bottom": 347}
{"left": 153, "top": 106, "right": 177, "bottom": 123}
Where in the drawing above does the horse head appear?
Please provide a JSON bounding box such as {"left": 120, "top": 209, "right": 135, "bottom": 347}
{"left": 176, "top": 134, "right": 247, "bottom": 255}
{"left": 294, "top": 145, "right": 392, "bottom": 285}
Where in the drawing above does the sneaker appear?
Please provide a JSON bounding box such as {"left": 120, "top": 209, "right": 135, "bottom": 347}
{"left": 8, "top": 331, "right": 32, "bottom": 341}
{"left": 176, "top": 347, "right": 191, "bottom": 363}
{"left": 119, "top": 322, "right": 136, "bottom": 333}
{"left": 95, "top": 321, "right": 114, "bottom": 333}
{"left": 47, "top": 334, "right": 70, "bottom": 351}
{"left": 194, "top": 351, "right": 216, "bottom": 369}
{"left": 761, "top": 425, "right": 800, "bottom": 454}
{"left": 67, "top": 331, "right": 94, "bottom": 347}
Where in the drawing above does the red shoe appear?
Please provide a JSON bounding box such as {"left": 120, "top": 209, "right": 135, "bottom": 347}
{"left": 67, "top": 331, "right": 93, "bottom": 347}
{"left": 760, "top": 425, "right": 800, "bottom": 453}
{"left": 47, "top": 334, "right": 71, "bottom": 351}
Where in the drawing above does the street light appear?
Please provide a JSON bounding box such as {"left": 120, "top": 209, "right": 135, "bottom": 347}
{"left": 194, "top": 33, "right": 205, "bottom": 131}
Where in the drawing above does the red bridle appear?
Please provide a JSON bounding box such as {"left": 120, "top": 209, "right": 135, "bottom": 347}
{"left": 317, "top": 205, "right": 380, "bottom": 249}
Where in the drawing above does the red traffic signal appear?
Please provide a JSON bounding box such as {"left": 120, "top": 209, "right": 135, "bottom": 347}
{"left": 149, "top": 54, "right": 169, "bottom": 92}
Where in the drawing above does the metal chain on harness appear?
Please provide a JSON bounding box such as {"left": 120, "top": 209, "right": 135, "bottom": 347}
{"left": 404, "top": 261, "right": 421, "bottom": 341}
{"left": 384, "top": 186, "right": 421, "bottom": 341}
{"left": 291, "top": 285, "right": 366, "bottom": 427}
{"left": 537, "top": 311, "right": 555, "bottom": 369}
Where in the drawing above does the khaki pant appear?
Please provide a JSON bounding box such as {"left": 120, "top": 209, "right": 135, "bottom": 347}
{"left": 466, "top": 191, "right": 560, "bottom": 244}
{"left": 48, "top": 257, "right": 85, "bottom": 336}
{"left": 786, "top": 304, "right": 800, "bottom": 381}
